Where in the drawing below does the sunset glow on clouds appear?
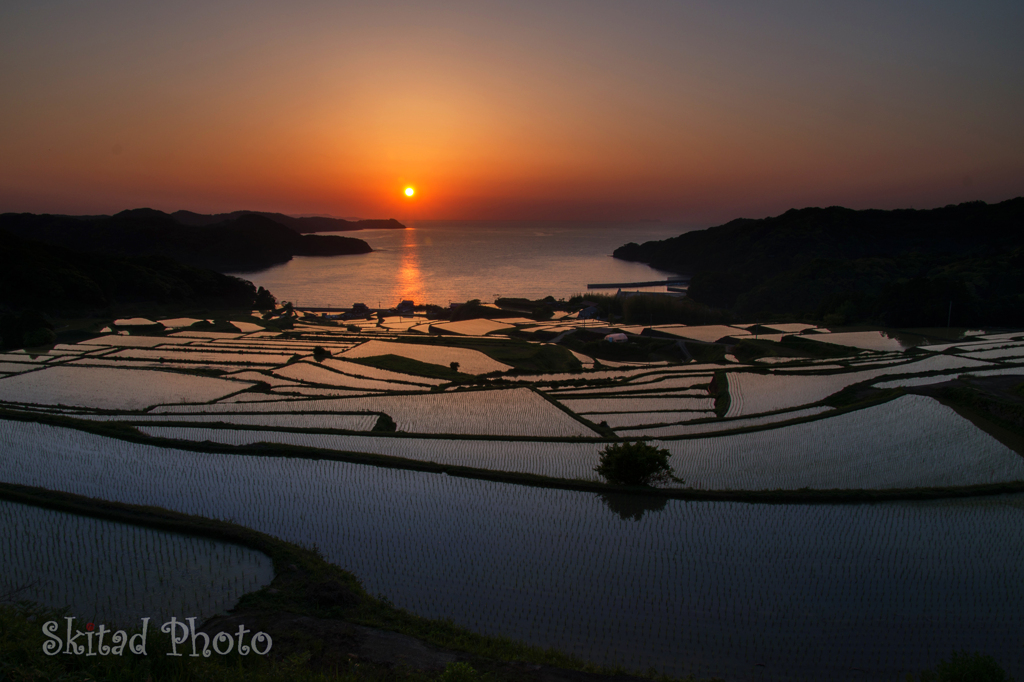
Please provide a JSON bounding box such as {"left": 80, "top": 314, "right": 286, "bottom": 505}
{"left": 1, "top": 0, "right": 1022, "bottom": 223}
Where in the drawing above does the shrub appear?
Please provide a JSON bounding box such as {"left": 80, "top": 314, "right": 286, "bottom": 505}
{"left": 594, "top": 441, "right": 683, "bottom": 487}
{"left": 1, "top": 310, "right": 54, "bottom": 350}
{"left": 372, "top": 413, "right": 397, "bottom": 433}
{"left": 22, "top": 327, "right": 57, "bottom": 347}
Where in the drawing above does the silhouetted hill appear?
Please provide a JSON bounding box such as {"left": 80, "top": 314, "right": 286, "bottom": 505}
{"left": 0, "top": 228, "right": 258, "bottom": 316}
{"left": 0, "top": 209, "right": 373, "bottom": 272}
{"left": 172, "top": 210, "right": 405, "bottom": 233}
{"left": 614, "top": 199, "right": 1024, "bottom": 326}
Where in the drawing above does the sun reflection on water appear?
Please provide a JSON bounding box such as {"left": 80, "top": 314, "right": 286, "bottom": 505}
{"left": 395, "top": 227, "right": 426, "bottom": 305}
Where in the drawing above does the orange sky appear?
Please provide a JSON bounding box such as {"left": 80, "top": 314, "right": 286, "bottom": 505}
{"left": 1, "top": 1, "right": 1022, "bottom": 224}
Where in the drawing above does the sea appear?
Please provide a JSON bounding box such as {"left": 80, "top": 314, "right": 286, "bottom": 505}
{"left": 231, "top": 220, "right": 693, "bottom": 308}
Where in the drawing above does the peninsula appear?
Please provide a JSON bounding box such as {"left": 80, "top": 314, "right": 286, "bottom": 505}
{"left": 0, "top": 208, "right": 391, "bottom": 273}
{"left": 614, "top": 198, "right": 1024, "bottom": 327}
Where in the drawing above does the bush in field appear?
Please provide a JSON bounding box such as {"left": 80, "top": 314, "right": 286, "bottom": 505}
{"left": 22, "top": 327, "right": 57, "bottom": 347}
{"left": 595, "top": 441, "right": 683, "bottom": 487}
{"left": 0, "top": 310, "right": 54, "bottom": 350}
{"left": 373, "top": 413, "right": 397, "bottom": 432}
{"left": 912, "top": 651, "right": 1012, "bottom": 682}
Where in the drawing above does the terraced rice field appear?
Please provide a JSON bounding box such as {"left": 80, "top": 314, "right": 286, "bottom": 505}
{"left": 1, "top": 420, "right": 1021, "bottom": 681}
{"left": 589, "top": 411, "right": 718, "bottom": 429}
{"left": 946, "top": 340, "right": 1024, "bottom": 352}
{"left": 597, "top": 359, "right": 671, "bottom": 367}
{"left": 0, "top": 362, "right": 39, "bottom": 373}
{"left": 3, "top": 320, "right": 1024, "bottom": 679}
{"left": 223, "top": 371, "right": 301, "bottom": 386}
{"left": 212, "top": 338, "right": 357, "bottom": 349}
{"left": 725, "top": 354, "right": 993, "bottom": 417}
{"left": 978, "top": 332, "right": 1024, "bottom": 341}
{"left": 760, "top": 323, "right": 818, "bottom": 333}
{"left": 274, "top": 361, "right": 430, "bottom": 391}
{"left": 647, "top": 324, "right": 752, "bottom": 343}
{"left": 135, "top": 427, "right": 603, "bottom": 479}
{"left": 771, "top": 364, "right": 847, "bottom": 372}
{"left": 321, "top": 358, "right": 446, "bottom": 385}
{"left": 0, "top": 353, "right": 53, "bottom": 363}
{"left": 77, "top": 335, "right": 197, "bottom": 347}
{"left": 658, "top": 395, "right": 1024, "bottom": 489}
{"left": 557, "top": 396, "right": 716, "bottom": 414}
{"left": 617, "top": 406, "right": 832, "bottom": 437}
{"left": 70, "top": 392, "right": 1023, "bottom": 490}
{"left": 528, "top": 364, "right": 722, "bottom": 385}
{"left": 547, "top": 375, "right": 711, "bottom": 395}
{"left": 874, "top": 376, "right": 962, "bottom": 388}
{"left": 263, "top": 386, "right": 387, "bottom": 398}
{"left": 963, "top": 367, "right": 1024, "bottom": 377}
{"left": 110, "top": 413, "right": 381, "bottom": 430}
{"left": 70, "top": 358, "right": 267, "bottom": 372}
{"left": 110, "top": 349, "right": 297, "bottom": 365}
{"left": 156, "top": 317, "right": 205, "bottom": 328}
{"left": 429, "top": 319, "right": 516, "bottom": 336}
{"left": 0, "top": 499, "right": 274, "bottom": 627}
{"left": 219, "top": 392, "right": 345, "bottom": 403}
{"left": 962, "top": 346, "right": 1024, "bottom": 360}
{"left": 112, "top": 318, "right": 157, "bottom": 326}
{"left": 844, "top": 356, "right": 912, "bottom": 367}
{"left": 340, "top": 340, "right": 512, "bottom": 374}
{"left": 169, "top": 331, "right": 244, "bottom": 339}
{"left": 0, "top": 366, "right": 251, "bottom": 410}
{"left": 802, "top": 331, "right": 907, "bottom": 352}
{"left": 154, "top": 387, "right": 596, "bottom": 437}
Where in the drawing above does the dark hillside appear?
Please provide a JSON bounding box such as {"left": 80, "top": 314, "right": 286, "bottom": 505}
{"left": 614, "top": 199, "right": 1024, "bottom": 325}
{"left": 0, "top": 229, "right": 258, "bottom": 316}
{"left": 172, "top": 209, "right": 405, "bottom": 233}
{"left": 0, "top": 209, "right": 372, "bottom": 272}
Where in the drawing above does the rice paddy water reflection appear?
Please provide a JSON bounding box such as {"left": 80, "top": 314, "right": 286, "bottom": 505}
{"left": 1, "top": 420, "right": 1022, "bottom": 680}
{"left": 0, "top": 500, "right": 274, "bottom": 627}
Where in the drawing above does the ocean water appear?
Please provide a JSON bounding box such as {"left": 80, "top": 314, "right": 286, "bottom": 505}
{"left": 232, "top": 220, "right": 690, "bottom": 308}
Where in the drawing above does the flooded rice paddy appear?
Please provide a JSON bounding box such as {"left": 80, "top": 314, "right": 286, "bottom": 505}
{"left": 2, "top": 323, "right": 1023, "bottom": 679}
{"left": 0, "top": 420, "right": 1021, "bottom": 680}
{"left": 0, "top": 499, "right": 274, "bottom": 627}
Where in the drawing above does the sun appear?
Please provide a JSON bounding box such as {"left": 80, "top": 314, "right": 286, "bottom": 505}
{"left": 404, "top": 187, "right": 415, "bottom": 197}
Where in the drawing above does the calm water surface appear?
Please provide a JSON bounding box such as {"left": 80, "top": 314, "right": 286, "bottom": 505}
{"left": 0, "top": 499, "right": 274, "bottom": 627}
{"left": 233, "top": 221, "right": 690, "bottom": 307}
{"left": 5, "top": 421, "right": 1023, "bottom": 681}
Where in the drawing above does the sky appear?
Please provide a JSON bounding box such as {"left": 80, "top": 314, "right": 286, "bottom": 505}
{"left": 1, "top": 0, "right": 1022, "bottom": 224}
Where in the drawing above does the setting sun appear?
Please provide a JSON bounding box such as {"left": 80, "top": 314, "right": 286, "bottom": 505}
{"left": 404, "top": 187, "right": 415, "bottom": 197}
